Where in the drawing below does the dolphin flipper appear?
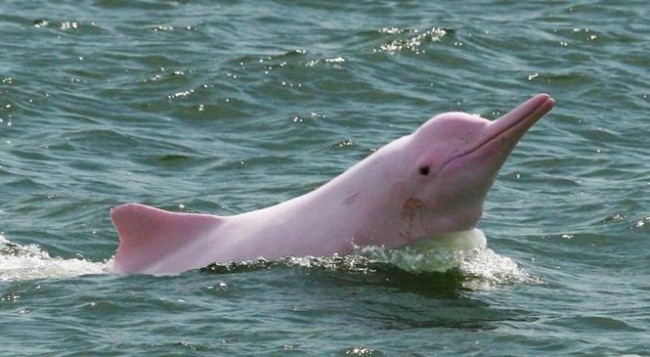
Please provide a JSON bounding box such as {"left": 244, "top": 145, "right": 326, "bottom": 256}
{"left": 111, "top": 203, "right": 225, "bottom": 275}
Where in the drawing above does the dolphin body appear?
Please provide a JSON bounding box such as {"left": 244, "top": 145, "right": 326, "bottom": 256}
{"left": 111, "top": 94, "right": 555, "bottom": 275}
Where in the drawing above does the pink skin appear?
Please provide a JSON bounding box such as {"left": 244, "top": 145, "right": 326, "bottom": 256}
{"left": 111, "top": 94, "right": 555, "bottom": 275}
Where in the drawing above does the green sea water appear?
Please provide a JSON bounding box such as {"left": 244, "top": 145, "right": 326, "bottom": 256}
{"left": 1, "top": 1, "right": 648, "bottom": 355}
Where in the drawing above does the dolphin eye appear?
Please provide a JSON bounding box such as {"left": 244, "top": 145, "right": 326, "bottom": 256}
{"left": 419, "top": 166, "right": 430, "bottom": 176}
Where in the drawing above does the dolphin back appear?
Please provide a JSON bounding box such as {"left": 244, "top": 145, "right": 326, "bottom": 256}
{"left": 111, "top": 203, "right": 225, "bottom": 275}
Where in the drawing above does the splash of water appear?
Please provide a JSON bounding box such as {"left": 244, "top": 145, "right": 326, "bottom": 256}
{"left": 358, "top": 229, "right": 488, "bottom": 272}
{"left": 205, "top": 229, "right": 537, "bottom": 289}
{"left": 0, "top": 234, "right": 108, "bottom": 282}
{"left": 2, "top": 228, "right": 535, "bottom": 288}
{"left": 359, "top": 229, "right": 537, "bottom": 289}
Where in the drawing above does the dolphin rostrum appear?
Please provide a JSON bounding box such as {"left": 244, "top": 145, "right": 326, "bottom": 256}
{"left": 111, "top": 94, "right": 555, "bottom": 275}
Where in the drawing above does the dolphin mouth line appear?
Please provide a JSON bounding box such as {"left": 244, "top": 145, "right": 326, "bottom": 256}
{"left": 438, "top": 94, "right": 554, "bottom": 173}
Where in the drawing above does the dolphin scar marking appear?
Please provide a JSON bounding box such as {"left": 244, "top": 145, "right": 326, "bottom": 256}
{"left": 401, "top": 197, "right": 425, "bottom": 221}
{"left": 343, "top": 192, "right": 361, "bottom": 206}
{"left": 400, "top": 197, "right": 425, "bottom": 241}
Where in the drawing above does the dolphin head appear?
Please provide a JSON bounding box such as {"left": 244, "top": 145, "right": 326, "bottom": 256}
{"left": 402, "top": 94, "right": 555, "bottom": 236}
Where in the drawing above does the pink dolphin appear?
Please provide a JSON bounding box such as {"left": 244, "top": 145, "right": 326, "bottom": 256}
{"left": 111, "top": 94, "right": 554, "bottom": 275}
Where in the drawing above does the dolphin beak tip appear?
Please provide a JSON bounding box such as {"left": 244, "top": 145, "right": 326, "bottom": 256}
{"left": 536, "top": 93, "right": 555, "bottom": 110}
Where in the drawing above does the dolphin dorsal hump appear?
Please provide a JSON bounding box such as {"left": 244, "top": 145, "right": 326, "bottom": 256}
{"left": 111, "top": 203, "right": 225, "bottom": 275}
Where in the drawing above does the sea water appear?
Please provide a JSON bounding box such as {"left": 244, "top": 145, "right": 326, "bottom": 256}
{"left": 1, "top": 1, "right": 648, "bottom": 355}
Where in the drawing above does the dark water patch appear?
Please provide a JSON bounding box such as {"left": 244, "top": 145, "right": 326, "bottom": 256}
{"left": 149, "top": 154, "right": 192, "bottom": 165}
{"left": 94, "top": 0, "right": 186, "bottom": 11}
{"left": 549, "top": 315, "right": 645, "bottom": 333}
{"left": 202, "top": 250, "right": 528, "bottom": 296}
{"left": 3, "top": 177, "right": 51, "bottom": 193}
{"left": 199, "top": 256, "right": 533, "bottom": 337}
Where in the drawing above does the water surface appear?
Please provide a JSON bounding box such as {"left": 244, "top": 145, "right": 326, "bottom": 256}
{"left": 1, "top": 0, "right": 648, "bottom": 355}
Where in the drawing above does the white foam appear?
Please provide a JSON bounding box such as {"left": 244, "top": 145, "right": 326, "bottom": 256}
{"left": 457, "top": 248, "right": 538, "bottom": 290}
{"left": 207, "top": 229, "right": 536, "bottom": 289}
{"left": 359, "top": 229, "right": 537, "bottom": 289}
{"left": 0, "top": 234, "right": 108, "bottom": 282}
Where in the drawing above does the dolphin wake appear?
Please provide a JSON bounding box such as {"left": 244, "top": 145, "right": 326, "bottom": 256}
{"left": 0, "top": 234, "right": 107, "bottom": 282}
{"left": 204, "top": 229, "right": 537, "bottom": 289}
{"left": 0, "top": 232, "right": 534, "bottom": 289}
